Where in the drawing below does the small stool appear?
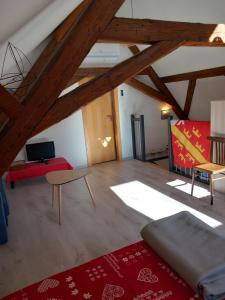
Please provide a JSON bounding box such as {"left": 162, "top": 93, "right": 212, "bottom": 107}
{"left": 46, "top": 169, "right": 95, "bottom": 225}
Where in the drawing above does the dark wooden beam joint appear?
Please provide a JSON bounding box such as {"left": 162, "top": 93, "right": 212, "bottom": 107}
{"left": 128, "top": 45, "right": 188, "bottom": 120}
{"left": 126, "top": 78, "right": 170, "bottom": 104}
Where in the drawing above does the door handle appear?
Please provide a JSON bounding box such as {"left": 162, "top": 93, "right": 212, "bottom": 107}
{"left": 106, "top": 115, "right": 113, "bottom": 121}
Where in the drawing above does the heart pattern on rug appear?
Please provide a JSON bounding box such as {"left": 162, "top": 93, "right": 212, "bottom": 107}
{"left": 137, "top": 268, "right": 158, "bottom": 283}
{"left": 102, "top": 284, "right": 125, "bottom": 300}
{"left": 37, "top": 278, "right": 60, "bottom": 293}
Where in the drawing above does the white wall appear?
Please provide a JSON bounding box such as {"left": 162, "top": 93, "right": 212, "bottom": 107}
{"left": 211, "top": 100, "right": 225, "bottom": 193}
{"left": 16, "top": 82, "right": 88, "bottom": 168}
{"left": 16, "top": 110, "right": 88, "bottom": 168}
{"left": 118, "top": 83, "right": 168, "bottom": 159}
{"left": 211, "top": 100, "right": 225, "bottom": 138}
{"left": 189, "top": 77, "right": 225, "bottom": 121}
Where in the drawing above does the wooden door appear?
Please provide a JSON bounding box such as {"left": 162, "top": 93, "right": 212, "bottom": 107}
{"left": 82, "top": 90, "right": 117, "bottom": 165}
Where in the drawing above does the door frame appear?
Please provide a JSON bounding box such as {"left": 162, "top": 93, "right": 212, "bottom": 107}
{"left": 82, "top": 85, "right": 122, "bottom": 166}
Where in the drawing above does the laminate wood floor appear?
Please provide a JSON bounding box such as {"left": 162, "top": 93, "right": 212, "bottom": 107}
{"left": 1, "top": 160, "right": 225, "bottom": 297}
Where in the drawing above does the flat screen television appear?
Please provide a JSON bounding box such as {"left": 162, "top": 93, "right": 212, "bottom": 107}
{"left": 26, "top": 141, "right": 55, "bottom": 162}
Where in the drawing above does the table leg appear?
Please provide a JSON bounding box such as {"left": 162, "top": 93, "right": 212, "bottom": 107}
{"left": 52, "top": 185, "right": 56, "bottom": 207}
{"left": 84, "top": 176, "right": 95, "bottom": 209}
{"left": 210, "top": 175, "right": 214, "bottom": 205}
{"left": 191, "top": 169, "right": 195, "bottom": 196}
{"left": 57, "top": 184, "right": 62, "bottom": 225}
{"left": 10, "top": 181, "right": 15, "bottom": 189}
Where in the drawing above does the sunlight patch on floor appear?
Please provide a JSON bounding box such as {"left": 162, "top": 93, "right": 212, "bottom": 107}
{"left": 110, "top": 180, "right": 221, "bottom": 228}
{"left": 166, "top": 179, "right": 210, "bottom": 198}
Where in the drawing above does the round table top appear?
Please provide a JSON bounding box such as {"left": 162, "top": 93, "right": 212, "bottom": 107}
{"left": 46, "top": 169, "right": 89, "bottom": 185}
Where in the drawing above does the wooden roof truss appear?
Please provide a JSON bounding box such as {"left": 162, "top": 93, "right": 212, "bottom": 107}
{"left": 0, "top": 0, "right": 225, "bottom": 175}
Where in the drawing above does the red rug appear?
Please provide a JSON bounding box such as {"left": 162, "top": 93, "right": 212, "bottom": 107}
{"left": 2, "top": 241, "right": 202, "bottom": 300}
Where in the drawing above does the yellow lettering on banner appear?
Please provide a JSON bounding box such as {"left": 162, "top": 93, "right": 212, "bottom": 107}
{"left": 186, "top": 153, "right": 195, "bottom": 164}
{"left": 183, "top": 128, "right": 192, "bottom": 139}
{"left": 178, "top": 153, "right": 186, "bottom": 163}
{"left": 192, "top": 127, "right": 202, "bottom": 138}
{"left": 196, "top": 142, "right": 205, "bottom": 153}
{"left": 171, "top": 125, "right": 207, "bottom": 163}
{"left": 175, "top": 140, "right": 184, "bottom": 150}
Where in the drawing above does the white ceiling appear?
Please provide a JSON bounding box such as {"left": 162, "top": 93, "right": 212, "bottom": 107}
{"left": 0, "top": 0, "right": 54, "bottom": 45}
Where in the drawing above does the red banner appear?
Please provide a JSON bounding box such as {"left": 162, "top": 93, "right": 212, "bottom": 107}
{"left": 171, "top": 120, "right": 210, "bottom": 168}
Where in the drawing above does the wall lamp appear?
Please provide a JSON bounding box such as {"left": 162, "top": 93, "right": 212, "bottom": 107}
{"left": 161, "top": 108, "right": 172, "bottom": 120}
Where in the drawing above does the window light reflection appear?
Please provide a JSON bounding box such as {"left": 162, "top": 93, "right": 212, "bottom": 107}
{"left": 110, "top": 180, "right": 221, "bottom": 228}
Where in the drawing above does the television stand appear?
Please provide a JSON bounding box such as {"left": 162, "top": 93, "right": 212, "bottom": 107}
{"left": 6, "top": 157, "right": 73, "bottom": 189}
{"left": 38, "top": 158, "right": 49, "bottom": 164}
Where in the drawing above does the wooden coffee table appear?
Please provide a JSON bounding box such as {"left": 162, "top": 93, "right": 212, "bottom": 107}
{"left": 46, "top": 169, "right": 95, "bottom": 225}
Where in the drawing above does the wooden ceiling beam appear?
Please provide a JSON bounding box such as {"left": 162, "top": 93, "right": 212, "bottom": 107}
{"left": 0, "top": 85, "right": 23, "bottom": 119}
{"left": 0, "top": 0, "right": 125, "bottom": 176}
{"left": 126, "top": 78, "right": 170, "bottom": 104}
{"left": 65, "top": 75, "right": 86, "bottom": 88}
{"left": 66, "top": 67, "right": 111, "bottom": 88}
{"left": 161, "top": 66, "right": 225, "bottom": 83}
{"left": 184, "top": 79, "right": 196, "bottom": 116}
{"left": 65, "top": 64, "right": 225, "bottom": 90}
{"left": 33, "top": 40, "right": 184, "bottom": 136}
{"left": 100, "top": 17, "right": 225, "bottom": 46}
{"left": 53, "top": 0, "right": 91, "bottom": 43}
{"left": 66, "top": 67, "right": 157, "bottom": 89}
{"left": 74, "top": 67, "right": 111, "bottom": 77}
{"left": 185, "top": 41, "right": 225, "bottom": 47}
{"left": 128, "top": 45, "right": 188, "bottom": 119}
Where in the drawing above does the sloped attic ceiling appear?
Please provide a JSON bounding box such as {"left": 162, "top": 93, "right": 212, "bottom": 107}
{"left": 0, "top": 0, "right": 225, "bottom": 176}
{"left": 0, "top": 0, "right": 53, "bottom": 44}
{"left": 0, "top": 0, "right": 83, "bottom": 70}
{"left": 1, "top": 0, "right": 225, "bottom": 76}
